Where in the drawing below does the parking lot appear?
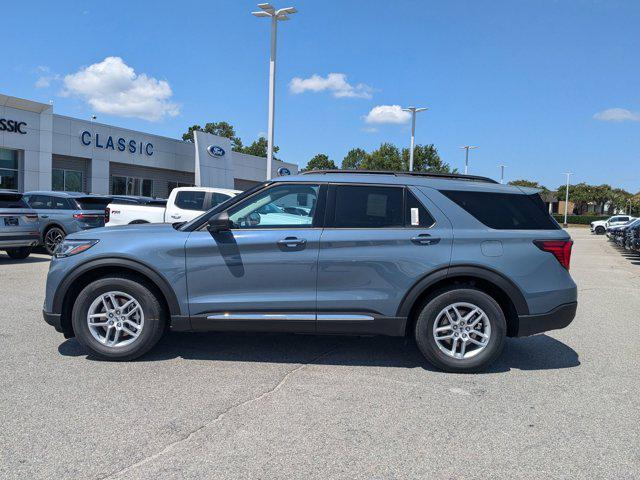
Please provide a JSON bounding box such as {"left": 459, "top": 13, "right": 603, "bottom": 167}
{"left": 0, "top": 227, "right": 638, "bottom": 480}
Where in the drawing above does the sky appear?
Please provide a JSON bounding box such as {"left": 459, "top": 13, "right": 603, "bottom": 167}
{"left": 2, "top": 0, "right": 639, "bottom": 192}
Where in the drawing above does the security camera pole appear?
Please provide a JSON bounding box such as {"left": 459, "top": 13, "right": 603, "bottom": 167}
{"left": 402, "top": 107, "right": 427, "bottom": 172}
{"left": 563, "top": 172, "right": 573, "bottom": 227}
{"left": 252, "top": 3, "right": 297, "bottom": 180}
{"left": 460, "top": 145, "right": 478, "bottom": 174}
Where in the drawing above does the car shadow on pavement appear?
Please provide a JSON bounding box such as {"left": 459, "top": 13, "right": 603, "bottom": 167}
{"left": 58, "top": 331, "right": 579, "bottom": 373}
{"left": 0, "top": 254, "right": 50, "bottom": 264}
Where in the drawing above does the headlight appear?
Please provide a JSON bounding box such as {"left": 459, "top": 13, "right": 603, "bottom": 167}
{"left": 54, "top": 239, "right": 99, "bottom": 258}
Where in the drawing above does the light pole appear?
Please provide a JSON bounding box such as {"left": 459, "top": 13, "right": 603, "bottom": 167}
{"left": 252, "top": 3, "right": 297, "bottom": 180}
{"left": 402, "top": 107, "right": 427, "bottom": 172}
{"left": 460, "top": 145, "right": 478, "bottom": 174}
{"left": 562, "top": 172, "right": 573, "bottom": 227}
{"left": 499, "top": 164, "right": 507, "bottom": 184}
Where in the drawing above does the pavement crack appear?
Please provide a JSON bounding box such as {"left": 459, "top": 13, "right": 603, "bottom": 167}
{"left": 97, "top": 344, "right": 340, "bottom": 480}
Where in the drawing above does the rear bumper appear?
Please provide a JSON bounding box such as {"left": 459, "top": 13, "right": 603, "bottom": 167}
{"left": 0, "top": 234, "right": 39, "bottom": 248}
{"left": 515, "top": 302, "right": 577, "bottom": 337}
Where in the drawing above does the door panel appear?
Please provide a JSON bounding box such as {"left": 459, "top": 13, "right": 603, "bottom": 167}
{"left": 316, "top": 186, "right": 453, "bottom": 318}
{"left": 185, "top": 228, "right": 321, "bottom": 324}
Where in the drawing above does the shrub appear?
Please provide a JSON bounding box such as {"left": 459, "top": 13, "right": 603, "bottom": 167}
{"left": 552, "top": 214, "right": 608, "bottom": 225}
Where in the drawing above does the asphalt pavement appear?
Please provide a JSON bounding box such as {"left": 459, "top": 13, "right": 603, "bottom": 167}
{"left": 1, "top": 227, "right": 638, "bottom": 479}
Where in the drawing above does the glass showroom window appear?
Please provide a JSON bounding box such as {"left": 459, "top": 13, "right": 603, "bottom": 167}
{"left": 52, "top": 169, "right": 83, "bottom": 192}
{"left": 0, "top": 148, "right": 19, "bottom": 191}
{"left": 111, "top": 175, "right": 154, "bottom": 196}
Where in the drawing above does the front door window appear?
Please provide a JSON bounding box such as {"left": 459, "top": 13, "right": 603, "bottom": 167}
{"left": 227, "top": 184, "right": 320, "bottom": 228}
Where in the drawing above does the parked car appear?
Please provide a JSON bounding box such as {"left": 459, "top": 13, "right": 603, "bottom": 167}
{"left": 591, "top": 215, "right": 635, "bottom": 235}
{"left": 42, "top": 171, "right": 577, "bottom": 373}
{"left": 23, "top": 191, "right": 113, "bottom": 255}
{"left": 0, "top": 191, "right": 40, "bottom": 259}
{"left": 606, "top": 222, "right": 631, "bottom": 241}
{"left": 632, "top": 224, "right": 640, "bottom": 252}
{"left": 105, "top": 187, "right": 239, "bottom": 226}
{"left": 622, "top": 219, "right": 640, "bottom": 250}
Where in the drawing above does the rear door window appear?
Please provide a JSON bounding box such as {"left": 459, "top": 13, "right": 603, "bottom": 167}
{"left": 441, "top": 190, "right": 559, "bottom": 230}
{"left": 330, "top": 185, "right": 404, "bottom": 228}
{"left": 175, "top": 191, "right": 206, "bottom": 211}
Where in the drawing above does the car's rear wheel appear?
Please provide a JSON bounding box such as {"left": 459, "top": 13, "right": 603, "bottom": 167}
{"left": 71, "top": 276, "right": 166, "bottom": 361}
{"left": 414, "top": 288, "right": 506, "bottom": 373}
{"left": 44, "top": 226, "right": 65, "bottom": 255}
{"left": 595, "top": 226, "right": 605, "bottom": 235}
{"left": 5, "top": 247, "right": 32, "bottom": 259}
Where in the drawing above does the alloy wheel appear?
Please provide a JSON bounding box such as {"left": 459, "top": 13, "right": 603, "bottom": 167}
{"left": 44, "top": 228, "right": 65, "bottom": 254}
{"left": 86, "top": 291, "right": 145, "bottom": 348}
{"left": 432, "top": 302, "right": 491, "bottom": 360}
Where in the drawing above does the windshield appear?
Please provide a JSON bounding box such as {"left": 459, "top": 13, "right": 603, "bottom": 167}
{"left": 179, "top": 182, "right": 268, "bottom": 231}
{"left": 0, "top": 193, "right": 28, "bottom": 209}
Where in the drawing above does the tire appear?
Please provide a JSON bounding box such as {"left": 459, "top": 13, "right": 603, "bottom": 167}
{"left": 414, "top": 287, "right": 506, "bottom": 373}
{"left": 71, "top": 275, "right": 167, "bottom": 361}
{"left": 43, "top": 226, "right": 66, "bottom": 255}
{"left": 5, "top": 247, "right": 32, "bottom": 259}
{"left": 595, "top": 226, "right": 605, "bottom": 235}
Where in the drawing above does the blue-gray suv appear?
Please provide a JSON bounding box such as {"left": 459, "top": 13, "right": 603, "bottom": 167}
{"left": 42, "top": 171, "right": 577, "bottom": 372}
{"left": 23, "top": 191, "right": 112, "bottom": 254}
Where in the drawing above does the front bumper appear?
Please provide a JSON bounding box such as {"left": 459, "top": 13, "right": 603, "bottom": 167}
{"left": 515, "top": 302, "right": 577, "bottom": 337}
{"left": 42, "top": 309, "right": 67, "bottom": 335}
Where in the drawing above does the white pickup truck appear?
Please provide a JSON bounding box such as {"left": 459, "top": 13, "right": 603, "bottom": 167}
{"left": 105, "top": 187, "right": 240, "bottom": 226}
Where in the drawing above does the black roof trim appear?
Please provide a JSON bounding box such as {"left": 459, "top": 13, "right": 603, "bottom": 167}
{"left": 300, "top": 169, "right": 498, "bottom": 184}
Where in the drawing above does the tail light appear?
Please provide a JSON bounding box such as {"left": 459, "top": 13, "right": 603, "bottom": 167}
{"left": 105, "top": 207, "right": 110, "bottom": 223}
{"left": 534, "top": 240, "right": 573, "bottom": 270}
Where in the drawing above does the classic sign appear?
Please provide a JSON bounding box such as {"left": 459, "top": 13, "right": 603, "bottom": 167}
{"left": 80, "top": 131, "right": 154, "bottom": 156}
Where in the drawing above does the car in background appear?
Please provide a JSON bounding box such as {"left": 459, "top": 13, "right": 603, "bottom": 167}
{"left": 23, "top": 191, "right": 113, "bottom": 255}
{"left": 591, "top": 215, "right": 635, "bottom": 235}
{"left": 621, "top": 219, "right": 640, "bottom": 250}
{"left": 0, "top": 191, "right": 40, "bottom": 259}
{"left": 105, "top": 187, "right": 239, "bottom": 226}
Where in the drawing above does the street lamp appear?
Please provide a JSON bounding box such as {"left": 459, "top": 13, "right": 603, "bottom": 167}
{"left": 252, "top": 3, "right": 298, "bottom": 180}
{"left": 562, "top": 172, "right": 573, "bottom": 227}
{"left": 460, "top": 145, "right": 478, "bottom": 174}
{"left": 498, "top": 164, "right": 507, "bottom": 184}
{"left": 402, "top": 106, "right": 427, "bottom": 172}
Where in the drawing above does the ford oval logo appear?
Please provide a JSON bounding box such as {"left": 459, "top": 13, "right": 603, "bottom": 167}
{"left": 277, "top": 167, "right": 291, "bottom": 176}
{"left": 207, "top": 145, "right": 225, "bottom": 157}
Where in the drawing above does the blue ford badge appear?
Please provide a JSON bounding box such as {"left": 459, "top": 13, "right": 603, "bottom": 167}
{"left": 207, "top": 145, "right": 225, "bottom": 157}
{"left": 277, "top": 167, "right": 291, "bottom": 176}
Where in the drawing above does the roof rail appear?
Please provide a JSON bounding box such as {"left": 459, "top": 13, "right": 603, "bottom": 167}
{"left": 300, "top": 169, "right": 498, "bottom": 184}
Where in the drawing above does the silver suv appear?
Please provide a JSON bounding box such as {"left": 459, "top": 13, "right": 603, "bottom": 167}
{"left": 42, "top": 171, "right": 577, "bottom": 372}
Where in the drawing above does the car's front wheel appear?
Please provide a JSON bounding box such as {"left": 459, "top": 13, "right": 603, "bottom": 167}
{"left": 414, "top": 287, "right": 506, "bottom": 373}
{"left": 595, "top": 226, "right": 605, "bottom": 235}
{"left": 71, "top": 275, "right": 166, "bottom": 360}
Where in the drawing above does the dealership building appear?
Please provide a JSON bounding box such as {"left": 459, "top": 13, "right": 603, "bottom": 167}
{"left": 0, "top": 93, "right": 297, "bottom": 197}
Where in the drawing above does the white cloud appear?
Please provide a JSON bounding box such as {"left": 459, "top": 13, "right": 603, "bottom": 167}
{"left": 62, "top": 56, "right": 179, "bottom": 121}
{"left": 289, "top": 73, "right": 373, "bottom": 99}
{"left": 593, "top": 108, "right": 640, "bottom": 122}
{"left": 34, "top": 66, "right": 60, "bottom": 88}
{"left": 363, "top": 105, "right": 411, "bottom": 124}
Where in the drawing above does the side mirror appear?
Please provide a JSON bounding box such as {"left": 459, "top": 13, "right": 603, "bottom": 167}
{"left": 207, "top": 211, "right": 232, "bottom": 234}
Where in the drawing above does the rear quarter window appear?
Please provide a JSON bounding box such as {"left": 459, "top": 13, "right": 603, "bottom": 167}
{"left": 441, "top": 190, "right": 559, "bottom": 230}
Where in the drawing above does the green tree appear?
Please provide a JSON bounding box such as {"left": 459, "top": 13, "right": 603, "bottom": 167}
{"left": 401, "top": 144, "right": 455, "bottom": 173}
{"left": 303, "top": 153, "right": 337, "bottom": 172}
{"left": 342, "top": 148, "right": 369, "bottom": 170}
{"left": 240, "top": 136, "right": 280, "bottom": 159}
{"left": 182, "top": 121, "right": 244, "bottom": 151}
{"left": 508, "top": 179, "right": 549, "bottom": 191}
{"left": 363, "top": 143, "right": 403, "bottom": 170}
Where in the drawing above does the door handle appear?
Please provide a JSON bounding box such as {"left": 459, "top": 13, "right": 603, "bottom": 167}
{"left": 411, "top": 234, "right": 440, "bottom": 245}
{"left": 171, "top": 215, "right": 181, "bottom": 219}
{"left": 40, "top": 215, "right": 49, "bottom": 219}
{"left": 277, "top": 237, "right": 307, "bottom": 248}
